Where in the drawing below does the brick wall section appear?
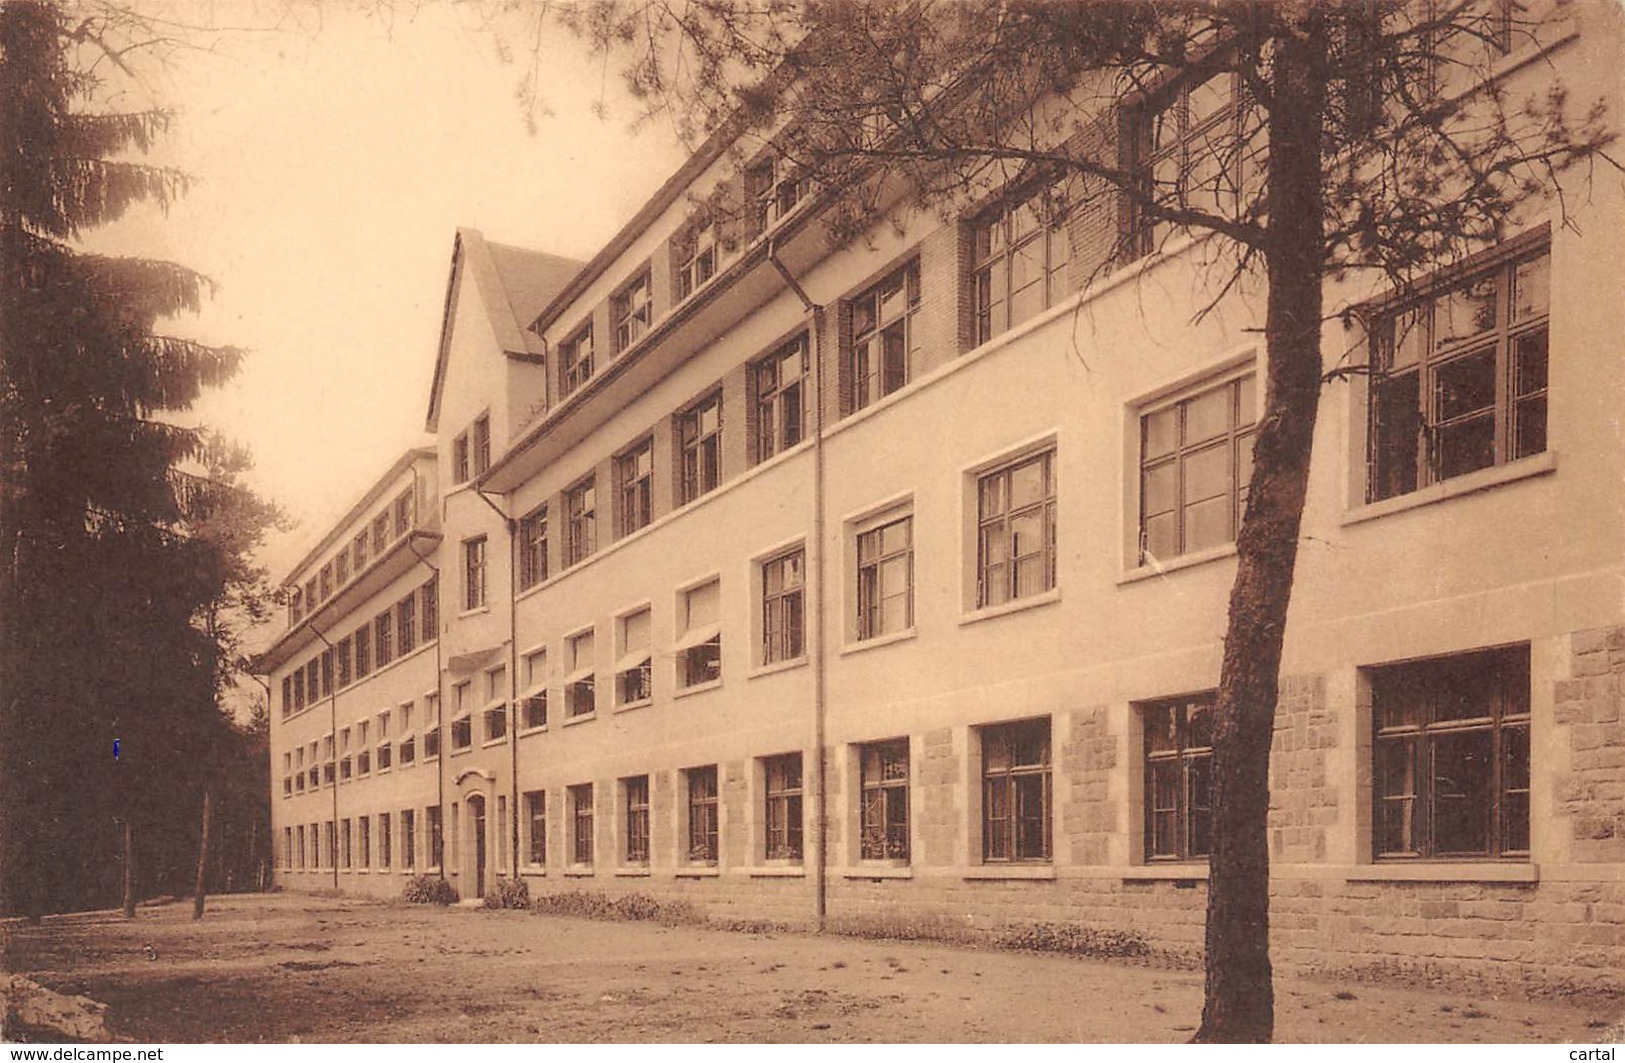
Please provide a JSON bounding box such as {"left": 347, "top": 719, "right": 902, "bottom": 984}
{"left": 823, "top": 744, "right": 844, "bottom": 856}
{"left": 1060, "top": 705, "right": 1117, "bottom": 865}
{"left": 1554, "top": 624, "right": 1625, "bottom": 861}
{"left": 722, "top": 757, "right": 749, "bottom": 867}
{"left": 1268, "top": 673, "right": 1338, "bottom": 863}
{"left": 1063, "top": 111, "right": 1123, "bottom": 290}
{"left": 914, "top": 224, "right": 963, "bottom": 378}
{"left": 719, "top": 367, "right": 750, "bottom": 484}
{"left": 917, "top": 727, "right": 959, "bottom": 867}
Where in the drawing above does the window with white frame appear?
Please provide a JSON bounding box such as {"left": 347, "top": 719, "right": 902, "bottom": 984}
{"left": 973, "top": 186, "right": 1072, "bottom": 344}
{"left": 565, "top": 629, "right": 596, "bottom": 718}
{"left": 616, "top": 438, "right": 654, "bottom": 537}
{"left": 975, "top": 447, "right": 1057, "bottom": 608}
{"left": 1367, "top": 238, "right": 1549, "bottom": 502}
{"left": 1127, "top": 67, "right": 1237, "bottom": 259}
{"left": 616, "top": 608, "right": 653, "bottom": 706}
{"left": 753, "top": 336, "right": 807, "bottom": 463}
{"left": 981, "top": 718, "right": 1051, "bottom": 863}
{"left": 849, "top": 260, "right": 919, "bottom": 411}
{"left": 1138, "top": 372, "right": 1255, "bottom": 563}
{"left": 760, "top": 548, "right": 805, "bottom": 665}
{"left": 859, "top": 739, "right": 910, "bottom": 861}
{"left": 677, "top": 579, "right": 721, "bottom": 688}
{"left": 856, "top": 512, "right": 913, "bottom": 641}
{"left": 747, "top": 152, "right": 811, "bottom": 232}
{"left": 564, "top": 476, "right": 596, "bottom": 567}
{"left": 559, "top": 324, "right": 594, "bottom": 398}
{"left": 763, "top": 753, "right": 803, "bottom": 862}
{"left": 677, "top": 391, "right": 722, "bottom": 504}
{"left": 614, "top": 271, "right": 652, "bottom": 352}
{"left": 521, "top": 648, "right": 547, "bottom": 729}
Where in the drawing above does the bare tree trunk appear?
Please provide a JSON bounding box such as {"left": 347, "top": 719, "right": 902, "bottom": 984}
{"left": 121, "top": 820, "right": 136, "bottom": 918}
{"left": 1196, "top": 5, "right": 1329, "bottom": 1044}
{"left": 192, "top": 791, "right": 211, "bottom": 920}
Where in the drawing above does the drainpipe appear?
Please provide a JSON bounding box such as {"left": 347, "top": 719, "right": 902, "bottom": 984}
{"left": 407, "top": 535, "right": 444, "bottom": 880}
{"left": 769, "top": 237, "right": 828, "bottom": 928}
{"left": 474, "top": 485, "right": 520, "bottom": 882}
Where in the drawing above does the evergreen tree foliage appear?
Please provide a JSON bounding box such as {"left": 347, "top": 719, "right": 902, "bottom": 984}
{"left": 0, "top": 0, "right": 276, "bottom": 916}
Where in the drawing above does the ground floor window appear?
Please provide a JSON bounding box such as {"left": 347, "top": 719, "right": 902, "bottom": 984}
{"left": 524, "top": 791, "right": 545, "bottom": 866}
{"left": 624, "top": 776, "right": 651, "bottom": 866}
{"left": 859, "top": 739, "right": 910, "bottom": 861}
{"left": 1143, "top": 693, "right": 1214, "bottom": 861}
{"left": 686, "top": 766, "right": 719, "bottom": 864}
{"left": 569, "top": 784, "right": 594, "bottom": 866}
{"left": 981, "top": 718, "right": 1051, "bottom": 862}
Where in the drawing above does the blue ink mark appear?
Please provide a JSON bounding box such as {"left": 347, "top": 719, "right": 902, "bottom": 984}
{"left": 113, "top": 738, "right": 121, "bottom": 760}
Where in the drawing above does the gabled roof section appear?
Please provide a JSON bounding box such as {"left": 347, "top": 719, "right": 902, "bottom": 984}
{"left": 425, "top": 228, "right": 582, "bottom": 432}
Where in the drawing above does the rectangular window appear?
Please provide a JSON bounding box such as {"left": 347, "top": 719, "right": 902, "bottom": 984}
{"left": 746, "top": 153, "right": 810, "bottom": 231}
{"left": 677, "top": 580, "right": 721, "bottom": 688}
{"left": 1368, "top": 241, "right": 1549, "bottom": 501}
{"left": 857, "top": 515, "right": 913, "bottom": 640}
{"left": 753, "top": 336, "right": 807, "bottom": 462}
{"left": 686, "top": 766, "right": 719, "bottom": 864}
{"left": 378, "top": 812, "right": 392, "bottom": 868}
{"left": 352, "top": 531, "right": 369, "bottom": 572}
{"left": 564, "top": 477, "right": 596, "bottom": 567}
{"left": 623, "top": 775, "right": 651, "bottom": 865}
{"left": 450, "top": 684, "right": 472, "bottom": 750}
{"left": 399, "top": 734, "right": 415, "bottom": 766}
{"left": 472, "top": 414, "right": 491, "bottom": 477}
{"left": 559, "top": 325, "right": 594, "bottom": 398}
{"left": 676, "top": 219, "right": 717, "bottom": 300}
{"left": 1127, "top": 69, "right": 1236, "bottom": 259}
{"left": 616, "top": 608, "right": 653, "bottom": 706}
{"left": 615, "top": 438, "right": 654, "bottom": 537}
{"left": 763, "top": 753, "right": 803, "bottom": 862}
{"left": 1140, "top": 373, "right": 1256, "bottom": 563}
{"left": 393, "top": 489, "right": 414, "bottom": 537}
{"left": 518, "top": 504, "right": 548, "bottom": 589}
{"left": 453, "top": 432, "right": 471, "bottom": 483}
{"left": 305, "top": 576, "right": 317, "bottom": 611}
{"left": 296, "top": 825, "right": 305, "bottom": 869}
{"left": 976, "top": 448, "right": 1057, "bottom": 608}
{"left": 354, "top": 624, "right": 371, "bottom": 677}
{"left": 974, "top": 188, "right": 1072, "bottom": 344}
{"left": 325, "top": 822, "right": 335, "bottom": 868}
{"left": 524, "top": 790, "right": 546, "bottom": 866}
{"left": 761, "top": 549, "right": 805, "bottom": 665}
{"left": 289, "top": 588, "right": 302, "bottom": 626}
{"left": 372, "top": 513, "right": 390, "bottom": 554}
{"left": 569, "top": 784, "right": 594, "bottom": 866}
{"left": 427, "top": 805, "right": 444, "bottom": 867}
{"left": 1143, "top": 694, "right": 1214, "bottom": 861}
{"left": 402, "top": 809, "right": 416, "bottom": 869}
{"left": 420, "top": 576, "right": 438, "bottom": 645}
{"left": 374, "top": 610, "right": 393, "bottom": 669}
{"left": 678, "top": 392, "right": 722, "bottom": 504}
{"left": 1372, "top": 645, "right": 1530, "bottom": 860}
{"left": 849, "top": 261, "right": 919, "bottom": 411}
{"left": 335, "top": 637, "right": 352, "bottom": 688}
{"left": 981, "top": 718, "right": 1051, "bottom": 863}
{"left": 320, "top": 562, "right": 333, "bottom": 601}
{"left": 565, "top": 630, "right": 595, "bottom": 718}
{"left": 320, "top": 650, "right": 334, "bottom": 698}
{"left": 484, "top": 677, "right": 507, "bottom": 742}
{"left": 614, "top": 271, "right": 652, "bottom": 352}
{"left": 340, "top": 819, "right": 351, "bottom": 869}
{"left": 335, "top": 550, "right": 350, "bottom": 587}
{"left": 522, "top": 649, "right": 547, "bottom": 729}
{"left": 463, "top": 536, "right": 487, "bottom": 611}
{"left": 397, "top": 595, "right": 416, "bottom": 656}
{"left": 358, "top": 816, "right": 371, "bottom": 869}
{"left": 860, "top": 739, "right": 910, "bottom": 861}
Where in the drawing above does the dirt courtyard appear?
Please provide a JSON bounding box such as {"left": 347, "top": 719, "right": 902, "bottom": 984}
{"left": 2, "top": 892, "right": 1620, "bottom": 1043}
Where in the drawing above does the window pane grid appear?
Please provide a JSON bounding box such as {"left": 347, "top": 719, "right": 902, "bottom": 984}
{"left": 624, "top": 777, "right": 650, "bottom": 865}
{"left": 1139, "top": 377, "right": 1255, "bottom": 563}
{"left": 860, "top": 740, "right": 910, "bottom": 861}
{"left": 850, "top": 262, "right": 920, "bottom": 410}
{"left": 762, "top": 550, "right": 806, "bottom": 664}
{"left": 976, "top": 451, "right": 1056, "bottom": 608}
{"left": 679, "top": 394, "right": 722, "bottom": 503}
{"left": 1143, "top": 695, "right": 1214, "bottom": 861}
{"left": 981, "top": 720, "right": 1051, "bottom": 863}
{"left": 857, "top": 517, "right": 914, "bottom": 640}
{"left": 616, "top": 441, "right": 654, "bottom": 536}
{"left": 687, "top": 768, "right": 719, "bottom": 863}
{"left": 764, "top": 755, "right": 803, "bottom": 861}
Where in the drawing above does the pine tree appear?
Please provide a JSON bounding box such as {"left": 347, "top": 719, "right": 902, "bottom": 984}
{"left": 0, "top": 0, "right": 264, "bottom": 916}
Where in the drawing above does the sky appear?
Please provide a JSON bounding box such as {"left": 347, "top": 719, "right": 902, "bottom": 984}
{"left": 82, "top": 0, "right": 691, "bottom": 590}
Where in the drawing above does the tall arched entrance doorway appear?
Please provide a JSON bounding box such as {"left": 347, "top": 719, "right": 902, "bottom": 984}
{"left": 467, "top": 793, "right": 487, "bottom": 899}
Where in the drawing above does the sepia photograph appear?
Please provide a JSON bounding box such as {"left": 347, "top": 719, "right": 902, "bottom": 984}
{"left": 1, "top": 0, "right": 1623, "bottom": 1046}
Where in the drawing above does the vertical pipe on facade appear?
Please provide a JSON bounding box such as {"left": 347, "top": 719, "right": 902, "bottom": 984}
{"left": 407, "top": 535, "right": 445, "bottom": 882}
{"left": 768, "top": 238, "right": 827, "bottom": 927}
{"left": 474, "top": 485, "right": 520, "bottom": 882}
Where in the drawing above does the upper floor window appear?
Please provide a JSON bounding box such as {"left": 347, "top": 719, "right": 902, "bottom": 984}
{"left": 747, "top": 152, "right": 810, "bottom": 232}
{"left": 462, "top": 536, "right": 487, "bottom": 612}
{"left": 374, "top": 610, "right": 393, "bottom": 669}
{"left": 1372, "top": 645, "right": 1530, "bottom": 860}
{"left": 288, "top": 587, "right": 303, "bottom": 625}
{"left": 1143, "top": 693, "right": 1213, "bottom": 861}
{"left": 393, "top": 489, "right": 414, "bottom": 537}
{"left": 1127, "top": 68, "right": 1236, "bottom": 258}
{"left": 616, "top": 608, "right": 653, "bottom": 707}
{"left": 850, "top": 261, "right": 919, "bottom": 412}
{"left": 1368, "top": 240, "right": 1549, "bottom": 502}
{"left": 453, "top": 432, "right": 471, "bottom": 484}
{"left": 616, "top": 438, "right": 654, "bottom": 537}
{"left": 564, "top": 476, "right": 596, "bottom": 567}
{"left": 614, "top": 271, "right": 652, "bottom": 352}
{"left": 352, "top": 531, "right": 368, "bottom": 573}
{"left": 319, "top": 562, "right": 333, "bottom": 602}
{"left": 976, "top": 448, "right": 1057, "bottom": 608}
{"left": 371, "top": 512, "right": 389, "bottom": 554}
{"left": 396, "top": 594, "right": 416, "bottom": 657}
{"left": 565, "top": 629, "right": 596, "bottom": 719}
{"left": 678, "top": 391, "right": 722, "bottom": 504}
{"left": 973, "top": 188, "right": 1072, "bottom": 345}
{"left": 335, "top": 551, "right": 350, "bottom": 588}
{"left": 753, "top": 337, "right": 807, "bottom": 463}
{"left": 675, "top": 218, "right": 717, "bottom": 300}
{"left": 981, "top": 718, "right": 1051, "bottom": 863}
{"left": 677, "top": 579, "right": 721, "bottom": 689}
{"left": 760, "top": 548, "right": 805, "bottom": 666}
{"left": 518, "top": 504, "right": 548, "bottom": 590}
{"left": 857, "top": 514, "right": 913, "bottom": 641}
{"left": 559, "top": 324, "right": 594, "bottom": 399}
{"left": 472, "top": 415, "right": 491, "bottom": 477}
{"left": 521, "top": 648, "right": 547, "bottom": 730}
{"left": 420, "top": 575, "right": 438, "bottom": 645}
{"left": 1139, "top": 372, "right": 1256, "bottom": 563}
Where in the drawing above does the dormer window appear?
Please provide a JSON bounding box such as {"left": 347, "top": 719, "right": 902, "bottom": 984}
{"left": 472, "top": 415, "right": 491, "bottom": 476}
{"left": 747, "top": 153, "right": 811, "bottom": 233}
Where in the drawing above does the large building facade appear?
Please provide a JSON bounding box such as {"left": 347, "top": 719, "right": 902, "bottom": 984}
{"left": 261, "top": 8, "right": 1625, "bottom": 989}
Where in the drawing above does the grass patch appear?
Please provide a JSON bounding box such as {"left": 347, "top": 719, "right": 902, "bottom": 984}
{"left": 401, "top": 875, "right": 458, "bottom": 905}
{"left": 483, "top": 879, "right": 530, "bottom": 910}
